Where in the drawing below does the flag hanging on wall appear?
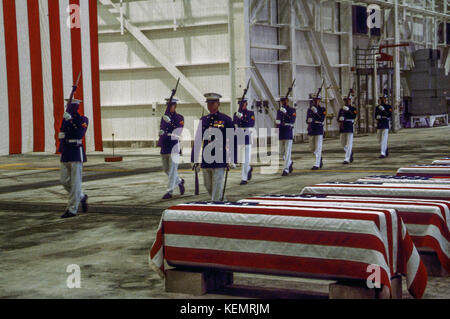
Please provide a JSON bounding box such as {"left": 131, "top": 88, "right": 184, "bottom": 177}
{"left": 0, "top": 0, "right": 102, "bottom": 156}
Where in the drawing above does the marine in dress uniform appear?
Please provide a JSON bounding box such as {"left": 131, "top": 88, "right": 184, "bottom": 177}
{"left": 375, "top": 95, "right": 392, "bottom": 159}
{"left": 276, "top": 97, "right": 296, "bottom": 176}
{"left": 338, "top": 96, "right": 357, "bottom": 164}
{"left": 191, "top": 93, "right": 236, "bottom": 201}
{"left": 307, "top": 96, "right": 326, "bottom": 170}
{"left": 157, "top": 98, "right": 185, "bottom": 199}
{"left": 59, "top": 98, "right": 89, "bottom": 219}
{"left": 233, "top": 97, "right": 255, "bottom": 185}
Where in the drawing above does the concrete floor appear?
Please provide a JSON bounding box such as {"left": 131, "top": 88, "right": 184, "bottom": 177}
{"left": 0, "top": 126, "right": 449, "bottom": 299}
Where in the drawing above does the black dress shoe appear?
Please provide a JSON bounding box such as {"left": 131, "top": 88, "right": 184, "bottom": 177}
{"left": 379, "top": 155, "right": 386, "bottom": 159}
{"left": 282, "top": 170, "right": 289, "bottom": 176}
{"left": 240, "top": 180, "right": 248, "bottom": 185}
{"left": 81, "top": 194, "right": 88, "bottom": 213}
{"left": 343, "top": 161, "right": 349, "bottom": 165}
{"left": 61, "top": 211, "right": 77, "bottom": 219}
{"left": 247, "top": 167, "right": 253, "bottom": 181}
{"left": 178, "top": 179, "right": 185, "bottom": 195}
{"left": 289, "top": 162, "right": 294, "bottom": 174}
{"left": 162, "top": 192, "right": 173, "bottom": 199}
{"left": 312, "top": 166, "right": 319, "bottom": 171}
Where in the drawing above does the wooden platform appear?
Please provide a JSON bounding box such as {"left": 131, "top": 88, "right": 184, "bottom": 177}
{"left": 165, "top": 268, "right": 402, "bottom": 299}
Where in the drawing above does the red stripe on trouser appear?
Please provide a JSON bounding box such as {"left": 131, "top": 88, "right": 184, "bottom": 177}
{"left": 27, "top": 0, "right": 45, "bottom": 152}
{"left": 411, "top": 235, "right": 450, "bottom": 273}
{"left": 2, "top": 0, "right": 22, "bottom": 154}
{"left": 170, "top": 205, "right": 381, "bottom": 228}
{"left": 47, "top": 0, "right": 64, "bottom": 153}
{"left": 164, "top": 221, "right": 389, "bottom": 262}
{"left": 89, "top": 0, "right": 103, "bottom": 152}
{"left": 165, "top": 246, "right": 392, "bottom": 292}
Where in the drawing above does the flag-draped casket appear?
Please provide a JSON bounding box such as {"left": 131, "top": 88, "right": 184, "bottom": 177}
{"left": 396, "top": 166, "right": 450, "bottom": 178}
{"left": 149, "top": 202, "right": 427, "bottom": 298}
{"left": 432, "top": 159, "right": 450, "bottom": 165}
{"left": 301, "top": 182, "right": 450, "bottom": 200}
{"left": 0, "top": 0, "right": 102, "bottom": 155}
{"left": 240, "top": 195, "right": 449, "bottom": 275}
{"left": 357, "top": 176, "right": 450, "bottom": 185}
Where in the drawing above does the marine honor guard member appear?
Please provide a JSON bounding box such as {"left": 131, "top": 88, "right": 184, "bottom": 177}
{"left": 338, "top": 96, "right": 357, "bottom": 164}
{"left": 59, "top": 98, "right": 89, "bottom": 219}
{"left": 157, "top": 98, "right": 185, "bottom": 199}
{"left": 375, "top": 94, "right": 392, "bottom": 159}
{"left": 233, "top": 97, "right": 255, "bottom": 185}
{"left": 276, "top": 97, "right": 297, "bottom": 176}
{"left": 306, "top": 95, "right": 326, "bottom": 170}
{"left": 192, "top": 93, "right": 235, "bottom": 201}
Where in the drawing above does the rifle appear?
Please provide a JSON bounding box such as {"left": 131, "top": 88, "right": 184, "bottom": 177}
{"left": 238, "top": 79, "right": 251, "bottom": 113}
{"left": 221, "top": 164, "right": 230, "bottom": 202}
{"left": 165, "top": 78, "right": 180, "bottom": 115}
{"left": 65, "top": 72, "right": 82, "bottom": 111}
{"left": 281, "top": 79, "right": 296, "bottom": 110}
{"left": 193, "top": 164, "right": 199, "bottom": 195}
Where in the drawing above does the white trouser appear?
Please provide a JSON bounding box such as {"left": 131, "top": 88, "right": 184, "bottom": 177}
{"left": 280, "top": 140, "right": 293, "bottom": 172}
{"left": 60, "top": 162, "right": 85, "bottom": 215}
{"left": 203, "top": 168, "right": 226, "bottom": 201}
{"left": 340, "top": 133, "right": 354, "bottom": 162}
{"left": 162, "top": 154, "right": 182, "bottom": 194}
{"left": 377, "top": 129, "right": 389, "bottom": 156}
{"left": 309, "top": 135, "right": 323, "bottom": 167}
{"left": 241, "top": 144, "right": 252, "bottom": 181}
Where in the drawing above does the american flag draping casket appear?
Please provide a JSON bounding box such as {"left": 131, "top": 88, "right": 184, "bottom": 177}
{"left": 396, "top": 165, "right": 450, "bottom": 178}
{"left": 357, "top": 176, "right": 450, "bottom": 185}
{"left": 149, "top": 202, "right": 427, "bottom": 299}
{"left": 301, "top": 182, "right": 450, "bottom": 200}
{"left": 240, "top": 195, "right": 449, "bottom": 275}
{"left": 432, "top": 158, "right": 450, "bottom": 165}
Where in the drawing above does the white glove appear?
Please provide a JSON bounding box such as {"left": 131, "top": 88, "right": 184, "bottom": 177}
{"left": 311, "top": 106, "right": 318, "bottom": 113}
{"left": 275, "top": 120, "right": 281, "bottom": 125}
{"left": 58, "top": 132, "right": 65, "bottom": 139}
{"left": 339, "top": 117, "right": 345, "bottom": 122}
{"left": 343, "top": 106, "right": 349, "bottom": 111}
{"left": 376, "top": 115, "right": 381, "bottom": 120}
{"left": 307, "top": 118, "right": 312, "bottom": 124}
{"left": 378, "top": 105, "right": 384, "bottom": 111}
{"left": 63, "top": 112, "right": 72, "bottom": 121}
{"left": 280, "top": 107, "right": 287, "bottom": 114}
{"left": 163, "top": 115, "right": 171, "bottom": 123}
{"left": 231, "top": 163, "right": 237, "bottom": 169}
{"left": 159, "top": 130, "right": 165, "bottom": 136}
{"left": 235, "top": 112, "right": 243, "bottom": 119}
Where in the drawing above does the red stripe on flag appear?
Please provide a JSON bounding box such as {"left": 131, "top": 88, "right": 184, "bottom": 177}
{"left": 27, "top": 0, "right": 45, "bottom": 152}
{"left": 164, "top": 221, "right": 388, "bottom": 261}
{"left": 89, "top": 0, "right": 103, "bottom": 151}
{"left": 165, "top": 247, "right": 392, "bottom": 291}
{"left": 2, "top": 0, "right": 22, "bottom": 154}
{"left": 48, "top": 0, "right": 64, "bottom": 153}
{"left": 69, "top": 0, "right": 85, "bottom": 150}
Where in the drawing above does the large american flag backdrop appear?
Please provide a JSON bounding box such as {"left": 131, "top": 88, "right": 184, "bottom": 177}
{"left": 240, "top": 195, "right": 449, "bottom": 276}
{"left": 149, "top": 202, "right": 427, "bottom": 298}
{"left": 0, "top": 0, "right": 102, "bottom": 155}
